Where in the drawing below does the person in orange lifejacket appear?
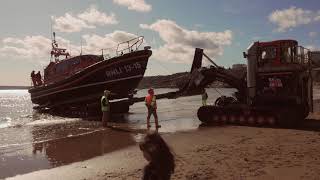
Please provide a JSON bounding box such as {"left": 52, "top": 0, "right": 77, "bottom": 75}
{"left": 145, "top": 88, "right": 160, "bottom": 130}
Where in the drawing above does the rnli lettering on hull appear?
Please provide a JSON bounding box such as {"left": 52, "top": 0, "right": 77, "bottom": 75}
{"left": 105, "top": 62, "right": 142, "bottom": 78}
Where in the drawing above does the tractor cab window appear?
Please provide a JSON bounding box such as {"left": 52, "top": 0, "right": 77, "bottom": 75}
{"left": 295, "top": 46, "right": 309, "bottom": 64}
{"left": 281, "top": 46, "right": 294, "bottom": 63}
{"left": 259, "top": 47, "right": 277, "bottom": 64}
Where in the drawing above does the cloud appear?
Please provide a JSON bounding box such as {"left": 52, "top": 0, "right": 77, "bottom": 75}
{"left": 52, "top": 13, "right": 95, "bottom": 33}
{"left": 306, "top": 45, "right": 320, "bottom": 51}
{"left": 309, "top": 31, "right": 318, "bottom": 38}
{"left": 52, "top": 7, "right": 118, "bottom": 33}
{"left": 0, "top": 36, "right": 52, "bottom": 64}
{"left": 140, "top": 19, "right": 233, "bottom": 63}
{"left": 113, "top": 0, "right": 152, "bottom": 12}
{"left": 0, "top": 31, "right": 141, "bottom": 64}
{"left": 269, "top": 6, "right": 320, "bottom": 32}
{"left": 315, "top": 10, "right": 320, "bottom": 21}
{"left": 81, "top": 31, "right": 139, "bottom": 55}
{"left": 78, "top": 6, "right": 118, "bottom": 25}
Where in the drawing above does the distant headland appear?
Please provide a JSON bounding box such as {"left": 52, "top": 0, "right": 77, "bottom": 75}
{"left": 0, "top": 86, "right": 30, "bottom": 90}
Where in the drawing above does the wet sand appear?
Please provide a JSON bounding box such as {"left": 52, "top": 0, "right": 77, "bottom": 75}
{"left": 8, "top": 117, "right": 320, "bottom": 180}
{"left": 0, "top": 124, "right": 137, "bottom": 179}
{"left": 1, "top": 114, "right": 200, "bottom": 179}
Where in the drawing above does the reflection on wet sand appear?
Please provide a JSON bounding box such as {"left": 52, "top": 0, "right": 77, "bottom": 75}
{"left": 0, "top": 122, "right": 137, "bottom": 179}
{"left": 32, "top": 128, "right": 136, "bottom": 167}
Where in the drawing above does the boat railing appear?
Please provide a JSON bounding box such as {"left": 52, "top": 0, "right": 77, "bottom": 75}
{"left": 116, "top": 36, "right": 144, "bottom": 56}
{"left": 101, "top": 36, "right": 144, "bottom": 60}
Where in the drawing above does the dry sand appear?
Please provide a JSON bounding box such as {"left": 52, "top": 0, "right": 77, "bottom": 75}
{"left": 8, "top": 118, "right": 320, "bottom": 180}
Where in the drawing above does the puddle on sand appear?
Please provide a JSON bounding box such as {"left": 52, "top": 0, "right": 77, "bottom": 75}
{"left": 0, "top": 126, "right": 137, "bottom": 179}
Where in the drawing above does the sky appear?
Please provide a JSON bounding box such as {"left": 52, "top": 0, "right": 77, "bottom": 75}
{"left": 0, "top": 0, "right": 320, "bottom": 86}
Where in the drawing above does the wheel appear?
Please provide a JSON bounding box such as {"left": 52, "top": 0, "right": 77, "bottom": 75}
{"left": 266, "top": 116, "right": 276, "bottom": 126}
{"left": 239, "top": 115, "right": 246, "bottom": 125}
{"left": 221, "top": 114, "right": 228, "bottom": 123}
{"left": 247, "top": 115, "right": 256, "bottom": 125}
{"left": 256, "top": 116, "right": 265, "bottom": 125}
{"left": 212, "top": 114, "right": 220, "bottom": 122}
{"left": 197, "top": 106, "right": 210, "bottom": 123}
{"left": 229, "top": 114, "right": 237, "bottom": 124}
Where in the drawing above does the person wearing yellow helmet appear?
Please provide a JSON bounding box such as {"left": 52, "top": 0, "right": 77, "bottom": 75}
{"left": 101, "top": 90, "right": 111, "bottom": 127}
{"left": 201, "top": 89, "right": 208, "bottom": 106}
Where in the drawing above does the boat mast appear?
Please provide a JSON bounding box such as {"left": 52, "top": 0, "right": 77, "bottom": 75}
{"left": 80, "top": 38, "right": 83, "bottom": 56}
{"left": 50, "top": 32, "right": 70, "bottom": 62}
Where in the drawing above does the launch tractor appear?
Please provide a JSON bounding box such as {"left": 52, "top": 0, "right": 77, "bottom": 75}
{"left": 186, "top": 40, "right": 319, "bottom": 127}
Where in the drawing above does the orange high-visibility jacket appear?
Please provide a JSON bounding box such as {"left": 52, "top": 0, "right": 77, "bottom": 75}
{"left": 145, "top": 95, "right": 157, "bottom": 109}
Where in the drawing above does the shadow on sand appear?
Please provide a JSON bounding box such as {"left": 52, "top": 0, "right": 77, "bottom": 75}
{"left": 198, "top": 118, "right": 320, "bottom": 133}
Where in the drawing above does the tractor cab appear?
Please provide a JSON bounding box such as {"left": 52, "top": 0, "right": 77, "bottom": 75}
{"left": 257, "top": 39, "right": 310, "bottom": 70}
{"left": 252, "top": 40, "right": 312, "bottom": 112}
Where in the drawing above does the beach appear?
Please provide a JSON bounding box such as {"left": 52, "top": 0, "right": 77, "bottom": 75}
{"left": 8, "top": 120, "right": 320, "bottom": 180}
{"left": 3, "top": 89, "right": 320, "bottom": 179}
{"left": 2, "top": 1, "right": 320, "bottom": 179}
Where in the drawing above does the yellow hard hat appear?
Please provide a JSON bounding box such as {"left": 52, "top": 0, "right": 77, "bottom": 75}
{"left": 104, "top": 90, "right": 110, "bottom": 95}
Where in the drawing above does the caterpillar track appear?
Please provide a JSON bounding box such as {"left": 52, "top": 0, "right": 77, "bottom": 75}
{"left": 197, "top": 104, "right": 307, "bottom": 127}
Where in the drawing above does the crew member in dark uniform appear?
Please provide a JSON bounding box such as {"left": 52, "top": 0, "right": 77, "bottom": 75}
{"left": 31, "top": 70, "right": 37, "bottom": 86}
{"left": 36, "top": 71, "right": 42, "bottom": 86}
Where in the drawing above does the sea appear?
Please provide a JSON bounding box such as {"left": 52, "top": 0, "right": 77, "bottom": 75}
{"left": 1, "top": 88, "right": 320, "bottom": 178}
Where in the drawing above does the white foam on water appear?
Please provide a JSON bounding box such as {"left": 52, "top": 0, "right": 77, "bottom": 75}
{"left": 26, "top": 118, "right": 81, "bottom": 126}
{"left": 19, "top": 114, "right": 33, "bottom": 118}
{"left": 0, "top": 117, "right": 12, "bottom": 129}
{"left": 78, "top": 127, "right": 91, "bottom": 130}
{"left": 0, "top": 89, "right": 28, "bottom": 95}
